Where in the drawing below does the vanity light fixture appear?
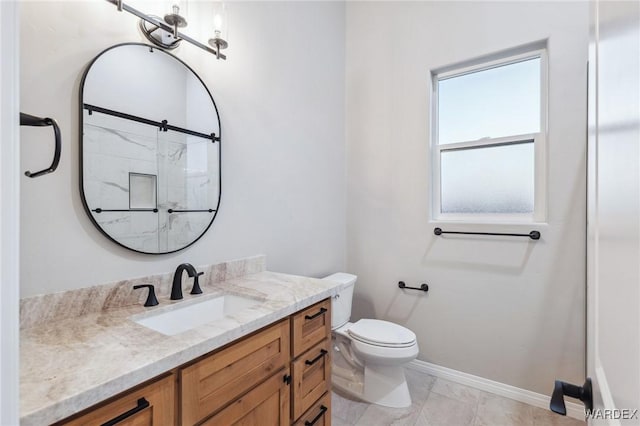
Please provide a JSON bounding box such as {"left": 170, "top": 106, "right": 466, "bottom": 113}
{"left": 107, "top": 0, "right": 228, "bottom": 60}
{"left": 208, "top": 3, "right": 229, "bottom": 59}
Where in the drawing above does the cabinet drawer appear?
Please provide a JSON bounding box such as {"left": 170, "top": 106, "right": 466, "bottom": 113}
{"left": 293, "top": 392, "right": 331, "bottom": 426}
{"left": 181, "top": 319, "right": 290, "bottom": 425}
{"left": 291, "top": 299, "right": 331, "bottom": 358}
{"left": 56, "top": 374, "right": 175, "bottom": 426}
{"left": 200, "top": 368, "right": 290, "bottom": 426}
{"left": 292, "top": 339, "right": 331, "bottom": 420}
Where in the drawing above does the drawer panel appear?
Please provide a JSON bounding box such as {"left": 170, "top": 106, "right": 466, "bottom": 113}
{"left": 291, "top": 299, "right": 331, "bottom": 358}
{"left": 200, "top": 368, "right": 290, "bottom": 426}
{"left": 292, "top": 339, "right": 331, "bottom": 420}
{"left": 181, "top": 319, "right": 290, "bottom": 425}
{"left": 293, "top": 392, "right": 331, "bottom": 426}
{"left": 56, "top": 374, "right": 175, "bottom": 426}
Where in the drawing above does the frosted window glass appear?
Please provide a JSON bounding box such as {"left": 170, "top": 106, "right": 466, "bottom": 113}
{"left": 438, "top": 58, "right": 540, "bottom": 144}
{"left": 440, "top": 142, "right": 534, "bottom": 214}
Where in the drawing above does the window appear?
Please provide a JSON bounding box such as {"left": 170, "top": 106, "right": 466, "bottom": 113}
{"left": 432, "top": 49, "right": 546, "bottom": 222}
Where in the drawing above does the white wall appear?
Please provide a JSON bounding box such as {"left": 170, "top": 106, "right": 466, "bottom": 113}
{"left": 1, "top": 1, "right": 20, "bottom": 423}
{"left": 20, "top": 1, "right": 346, "bottom": 297}
{"left": 588, "top": 0, "right": 640, "bottom": 413}
{"left": 346, "top": 1, "right": 588, "bottom": 394}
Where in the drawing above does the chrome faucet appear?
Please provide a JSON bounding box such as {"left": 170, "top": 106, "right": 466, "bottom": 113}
{"left": 171, "top": 263, "right": 204, "bottom": 300}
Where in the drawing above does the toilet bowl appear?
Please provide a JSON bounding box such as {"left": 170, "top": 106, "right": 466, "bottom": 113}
{"left": 324, "top": 273, "right": 419, "bottom": 408}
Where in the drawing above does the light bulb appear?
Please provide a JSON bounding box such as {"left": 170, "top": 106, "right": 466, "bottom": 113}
{"left": 213, "top": 14, "right": 223, "bottom": 34}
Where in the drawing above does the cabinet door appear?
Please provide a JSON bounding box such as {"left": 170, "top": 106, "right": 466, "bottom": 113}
{"left": 200, "top": 368, "right": 290, "bottom": 426}
{"left": 181, "top": 319, "right": 290, "bottom": 425}
{"left": 293, "top": 392, "right": 331, "bottom": 426}
{"left": 291, "top": 339, "right": 331, "bottom": 421}
{"left": 291, "top": 299, "right": 331, "bottom": 358}
{"left": 56, "top": 374, "right": 175, "bottom": 426}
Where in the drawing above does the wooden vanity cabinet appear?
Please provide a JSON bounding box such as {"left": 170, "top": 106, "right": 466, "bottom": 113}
{"left": 291, "top": 339, "right": 331, "bottom": 420}
{"left": 55, "top": 298, "right": 332, "bottom": 426}
{"left": 291, "top": 299, "right": 331, "bottom": 358}
{"left": 199, "top": 367, "right": 291, "bottom": 426}
{"left": 180, "top": 319, "right": 290, "bottom": 425}
{"left": 55, "top": 373, "right": 175, "bottom": 426}
{"left": 290, "top": 299, "right": 332, "bottom": 423}
{"left": 293, "top": 392, "right": 331, "bottom": 426}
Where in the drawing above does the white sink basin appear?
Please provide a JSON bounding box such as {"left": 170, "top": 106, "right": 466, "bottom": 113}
{"left": 133, "top": 294, "right": 262, "bottom": 336}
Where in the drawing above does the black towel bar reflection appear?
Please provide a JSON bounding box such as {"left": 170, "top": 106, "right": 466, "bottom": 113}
{"left": 20, "top": 112, "right": 62, "bottom": 178}
{"left": 167, "top": 209, "right": 216, "bottom": 213}
{"left": 398, "top": 281, "right": 429, "bottom": 292}
{"left": 434, "top": 227, "right": 541, "bottom": 240}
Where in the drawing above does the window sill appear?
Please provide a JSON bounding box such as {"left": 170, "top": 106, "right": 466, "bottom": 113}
{"left": 428, "top": 219, "right": 548, "bottom": 229}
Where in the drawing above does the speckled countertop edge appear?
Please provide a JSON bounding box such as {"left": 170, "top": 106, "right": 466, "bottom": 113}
{"left": 20, "top": 271, "right": 344, "bottom": 425}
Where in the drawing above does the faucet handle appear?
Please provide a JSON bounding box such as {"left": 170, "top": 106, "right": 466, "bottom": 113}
{"left": 190, "top": 271, "right": 204, "bottom": 295}
{"left": 133, "top": 284, "right": 159, "bottom": 307}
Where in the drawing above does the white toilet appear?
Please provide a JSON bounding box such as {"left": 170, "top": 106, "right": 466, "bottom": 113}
{"left": 324, "top": 273, "right": 419, "bottom": 408}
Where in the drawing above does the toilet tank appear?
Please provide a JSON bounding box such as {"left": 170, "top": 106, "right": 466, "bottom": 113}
{"left": 323, "top": 273, "right": 357, "bottom": 329}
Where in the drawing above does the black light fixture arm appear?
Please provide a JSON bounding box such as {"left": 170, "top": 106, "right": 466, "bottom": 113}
{"left": 106, "top": 0, "right": 226, "bottom": 60}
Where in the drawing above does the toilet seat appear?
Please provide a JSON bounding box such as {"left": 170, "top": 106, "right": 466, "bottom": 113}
{"left": 348, "top": 319, "right": 416, "bottom": 348}
{"left": 350, "top": 338, "right": 419, "bottom": 366}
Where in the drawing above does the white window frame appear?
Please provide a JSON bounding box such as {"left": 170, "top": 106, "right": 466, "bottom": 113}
{"left": 431, "top": 48, "right": 548, "bottom": 224}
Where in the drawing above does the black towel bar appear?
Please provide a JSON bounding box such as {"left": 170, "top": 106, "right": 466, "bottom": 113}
{"left": 20, "top": 112, "right": 62, "bottom": 178}
{"left": 398, "top": 281, "right": 429, "bottom": 292}
{"left": 434, "top": 227, "right": 541, "bottom": 240}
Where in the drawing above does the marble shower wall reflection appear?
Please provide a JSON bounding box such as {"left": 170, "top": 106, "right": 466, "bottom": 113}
{"left": 83, "top": 111, "right": 219, "bottom": 252}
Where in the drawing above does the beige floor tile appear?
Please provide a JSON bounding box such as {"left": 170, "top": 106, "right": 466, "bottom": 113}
{"left": 415, "top": 392, "right": 476, "bottom": 426}
{"left": 331, "top": 370, "right": 583, "bottom": 426}
{"left": 406, "top": 370, "right": 437, "bottom": 402}
{"left": 332, "top": 418, "right": 355, "bottom": 426}
{"left": 430, "top": 378, "right": 484, "bottom": 408}
{"left": 355, "top": 402, "right": 423, "bottom": 426}
{"left": 332, "top": 391, "right": 370, "bottom": 424}
{"left": 474, "top": 393, "right": 535, "bottom": 426}
{"left": 531, "top": 405, "right": 586, "bottom": 426}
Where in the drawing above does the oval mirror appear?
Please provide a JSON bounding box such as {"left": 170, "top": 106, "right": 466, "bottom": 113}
{"left": 80, "top": 43, "right": 221, "bottom": 254}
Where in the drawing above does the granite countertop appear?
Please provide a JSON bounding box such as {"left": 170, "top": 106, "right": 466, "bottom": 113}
{"left": 20, "top": 271, "right": 343, "bottom": 425}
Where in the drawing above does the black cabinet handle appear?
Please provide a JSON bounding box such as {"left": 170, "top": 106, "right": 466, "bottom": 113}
{"left": 305, "top": 349, "right": 328, "bottom": 366}
{"left": 550, "top": 378, "right": 592, "bottom": 416}
{"left": 101, "top": 397, "right": 150, "bottom": 426}
{"left": 20, "top": 113, "right": 62, "bottom": 178}
{"left": 305, "top": 307, "right": 327, "bottom": 320}
{"left": 304, "top": 405, "right": 328, "bottom": 426}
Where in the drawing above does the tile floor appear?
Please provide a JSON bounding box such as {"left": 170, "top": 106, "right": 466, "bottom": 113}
{"left": 331, "top": 368, "right": 586, "bottom": 426}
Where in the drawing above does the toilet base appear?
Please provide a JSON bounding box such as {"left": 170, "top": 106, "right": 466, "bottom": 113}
{"left": 332, "top": 362, "right": 412, "bottom": 408}
{"left": 331, "top": 331, "right": 414, "bottom": 408}
{"left": 363, "top": 364, "right": 412, "bottom": 408}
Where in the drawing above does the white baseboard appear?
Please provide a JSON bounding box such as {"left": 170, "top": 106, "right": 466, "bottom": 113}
{"left": 407, "top": 360, "right": 585, "bottom": 421}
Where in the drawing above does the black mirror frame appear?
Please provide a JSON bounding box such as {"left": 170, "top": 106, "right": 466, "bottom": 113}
{"left": 79, "top": 42, "right": 222, "bottom": 255}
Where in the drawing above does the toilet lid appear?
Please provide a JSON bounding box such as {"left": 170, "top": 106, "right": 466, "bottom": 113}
{"left": 348, "top": 319, "right": 416, "bottom": 347}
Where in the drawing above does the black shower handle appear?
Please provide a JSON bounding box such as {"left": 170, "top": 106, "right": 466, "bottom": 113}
{"left": 20, "top": 112, "right": 61, "bottom": 178}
